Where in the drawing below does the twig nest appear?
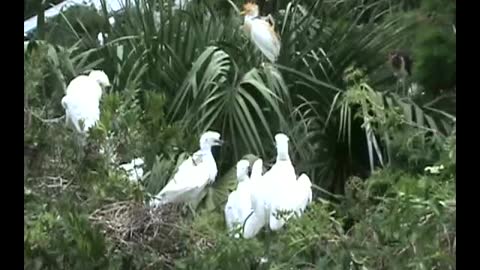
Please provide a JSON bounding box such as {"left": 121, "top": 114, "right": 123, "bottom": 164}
{"left": 89, "top": 201, "right": 184, "bottom": 264}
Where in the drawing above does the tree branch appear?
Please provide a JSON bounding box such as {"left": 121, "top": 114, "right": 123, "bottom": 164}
{"left": 25, "top": 108, "right": 65, "bottom": 124}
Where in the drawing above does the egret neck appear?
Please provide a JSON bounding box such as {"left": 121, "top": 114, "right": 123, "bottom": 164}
{"left": 275, "top": 143, "right": 290, "bottom": 162}
{"left": 197, "top": 146, "right": 216, "bottom": 182}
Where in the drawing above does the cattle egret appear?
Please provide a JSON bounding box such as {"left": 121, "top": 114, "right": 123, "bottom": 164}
{"left": 293, "top": 173, "right": 313, "bottom": 216}
{"left": 243, "top": 158, "right": 267, "bottom": 238}
{"left": 264, "top": 133, "right": 298, "bottom": 230}
{"left": 224, "top": 160, "right": 254, "bottom": 238}
{"left": 250, "top": 158, "right": 264, "bottom": 181}
{"left": 150, "top": 131, "right": 223, "bottom": 209}
{"left": 61, "top": 70, "right": 110, "bottom": 137}
{"left": 241, "top": 2, "right": 281, "bottom": 63}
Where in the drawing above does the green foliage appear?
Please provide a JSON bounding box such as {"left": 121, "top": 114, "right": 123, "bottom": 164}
{"left": 184, "top": 168, "right": 455, "bottom": 269}
{"left": 412, "top": 26, "right": 455, "bottom": 92}
{"left": 411, "top": 0, "right": 456, "bottom": 93}
{"left": 178, "top": 211, "right": 266, "bottom": 270}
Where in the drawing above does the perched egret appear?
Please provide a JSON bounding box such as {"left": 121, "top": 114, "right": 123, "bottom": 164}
{"left": 250, "top": 158, "right": 264, "bottom": 181}
{"left": 264, "top": 133, "right": 298, "bottom": 231}
{"left": 243, "top": 158, "right": 267, "bottom": 238}
{"left": 150, "top": 131, "right": 224, "bottom": 209}
{"left": 241, "top": 2, "right": 281, "bottom": 63}
{"left": 224, "top": 160, "right": 254, "bottom": 238}
{"left": 293, "top": 173, "right": 313, "bottom": 216}
{"left": 61, "top": 70, "right": 110, "bottom": 136}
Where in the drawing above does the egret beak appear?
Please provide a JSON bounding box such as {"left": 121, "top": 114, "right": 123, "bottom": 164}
{"left": 215, "top": 139, "right": 224, "bottom": 146}
{"left": 240, "top": 10, "right": 246, "bottom": 15}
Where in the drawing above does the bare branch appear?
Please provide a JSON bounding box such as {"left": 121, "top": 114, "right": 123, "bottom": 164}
{"left": 25, "top": 108, "right": 65, "bottom": 124}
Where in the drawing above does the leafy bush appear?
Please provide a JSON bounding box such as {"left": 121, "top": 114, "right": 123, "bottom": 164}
{"left": 183, "top": 155, "right": 455, "bottom": 269}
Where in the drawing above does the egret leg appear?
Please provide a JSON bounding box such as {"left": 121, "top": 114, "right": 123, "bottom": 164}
{"left": 264, "top": 225, "right": 272, "bottom": 263}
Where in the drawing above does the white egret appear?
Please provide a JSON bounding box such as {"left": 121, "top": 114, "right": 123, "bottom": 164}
{"left": 224, "top": 160, "right": 254, "bottom": 238}
{"left": 150, "top": 131, "right": 224, "bottom": 209}
{"left": 292, "top": 173, "right": 313, "bottom": 216}
{"left": 240, "top": 2, "right": 281, "bottom": 63}
{"left": 264, "top": 133, "right": 298, "bottom": 231}
{"left": 61, "top": 70, "right": 110, "bottom": 136}
{"left": 246, "top": 135, "right": 314, "bottom": 236}
{"left": 243, "top": 158, "right": 267, "bottom": 238}
{"left": 250, "top": 158, "right": 264, "bottom": 181}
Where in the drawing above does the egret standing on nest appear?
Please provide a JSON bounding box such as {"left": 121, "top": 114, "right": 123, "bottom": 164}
{"left": 61, "top": 70, "right": 110, "bottom": 141}
{"left": 241, "top": 2, "right": 281, "bottom": 63}
{"left": 150, "top": 131, "right": 224, "bottom": 214}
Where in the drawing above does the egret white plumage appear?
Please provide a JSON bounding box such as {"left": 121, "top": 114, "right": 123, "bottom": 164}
{"left": 61, "top": 70, "right": 110, "bottom": 136}
{"left": 264, "top": 133, "right": 298, "bottom": 230}
{"left": 293, "top": 173, "right": 313, "bottom": 216}
{"left": 224, "top": 160, "right": 254, "bottom": 238}
{"left": 250, "top": 158, "right": 264, "bottom": 181}
{"left": 97, "top": 32, "right": 104, "bottom": 46}
{"left": 119, "top": 158, "right": 145, "bottom": 183}
{"left": 241, "top": 2, "right": 281, "bottom": 63}
{"left": 150, "top": 131, "right": 223, "bottom": 209}
{"left": 243, "top": 158, "right": 267, "bottom": 238}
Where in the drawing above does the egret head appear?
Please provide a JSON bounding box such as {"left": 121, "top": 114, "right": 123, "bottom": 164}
{"left": 274, "top": 133, "right": 290, "bottom": 160}
{"left": 199, "top": 130, "right": 224, "bottom": 150}
{"left": 89, "top": 70, "right": 111, "bottom": 89}
{"left": 236, "top": 159, "right": 250, "bottom": 182}
{"left": 240, "top": 2, "right": 259, "bottom": 17}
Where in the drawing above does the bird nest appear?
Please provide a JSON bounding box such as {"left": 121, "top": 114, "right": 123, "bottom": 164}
{"left": 89, "top": 200, "right": 184, "bottom": 264}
